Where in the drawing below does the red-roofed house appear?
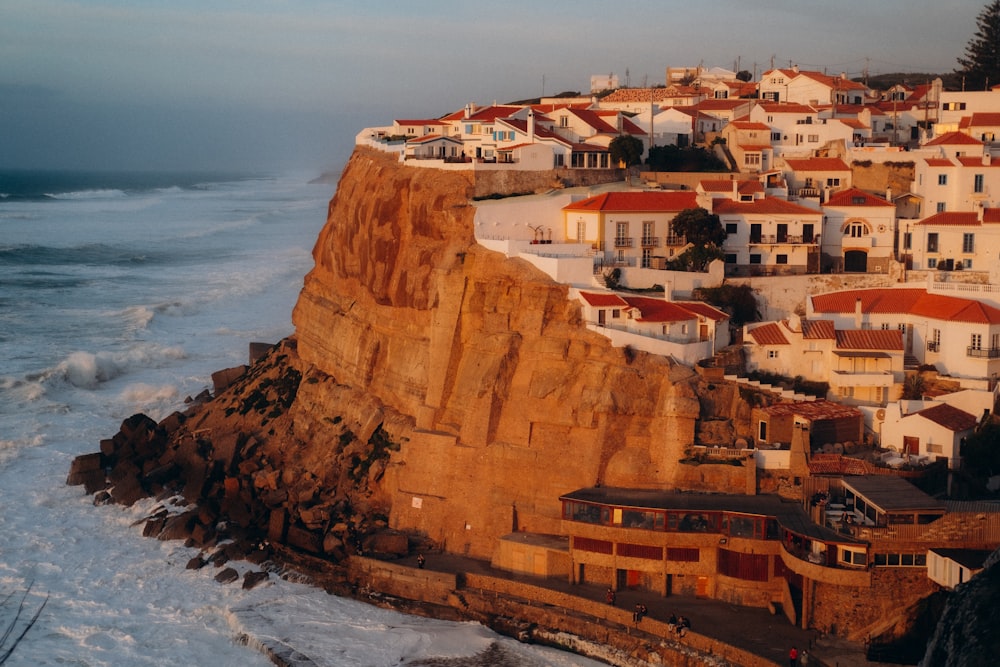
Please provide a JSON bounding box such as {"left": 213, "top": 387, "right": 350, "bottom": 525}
{"left": 821, "top": 188, "right": 897, "bottom": 273}
{"left": 780, "top": 157, "right": 852, "bottom": 201}
{"left": 758, "top": 68, "right": 873, "bottom": 107}
{"left": 911, "top": 149, "right": 1000, "bottom": 221}
{"left": 808, "top": 287, "right": 1000, "bottom": 382}
{"left": 713, "top": 197, "right": 822, "bottom": 275}
{"left": 576, "top": 291, "right": 731, "bottom": 363}
{"left": 744, "top": 314, "right": 904, "bottom": 405}
{"left": 881, "top": 401, "right": 979, "bottom": 469}
{"left": 719, "top": 121, "right": 774, "bottom": 173}
{"left": 562, "top": 191, "right": 699, "bottom": 269}
{"left": 748, "top": 102, "right": 855, "bottom": 156}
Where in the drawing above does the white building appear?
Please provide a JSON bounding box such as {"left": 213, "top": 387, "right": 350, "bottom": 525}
{"left": 821, "top": 188, "right": 897, "bottom": 274}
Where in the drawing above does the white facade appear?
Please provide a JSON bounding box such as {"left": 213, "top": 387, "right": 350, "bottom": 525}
{"left": 821, "top": 188, "right": 897, "bottom": 274}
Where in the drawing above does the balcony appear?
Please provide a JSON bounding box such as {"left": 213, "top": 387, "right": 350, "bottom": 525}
{"left": 794, "top": 187, "right": 821, "bottom": 198}
{"left": 613, "top": 237, "right": 633, "bottom": 248}
{"left": 967, "top": 346, "right": 1000, "bottom": 358}
{"left": 640, "top": 236, "right": 660, "bottom": 248}
{"left": 831, "top": 369, "right": 894, "bottom": 388}
{"left": 664, "top": 235, "right": 686, "bottom": 246}
{"left": 749, "top": 234, "right": 813, "bottom": 245}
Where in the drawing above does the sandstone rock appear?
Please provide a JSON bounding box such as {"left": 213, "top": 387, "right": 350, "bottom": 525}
{"left": 211, "top": 366, "right": 247, "bottom": 394}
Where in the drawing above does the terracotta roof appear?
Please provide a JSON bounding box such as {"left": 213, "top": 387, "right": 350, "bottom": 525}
{"left": 811, "top": 288, "right": 1000, "bottom": 324}
{"left": 755, "top": 102, "right": 817, "bottom": 114}
{"left": 837, "top": 118, "right": 869, "bottom": 130}
{"left": 801, "top": 319, "right": 836, "bottom": 339}
{"left": 673, "top": 301, "right": 729, "bottom": 322}
{"left": 729, "top": 121, "right": 771, "bottom": 131}
{"left": 925, "top": 131, "right": 984, "bottom": 146}
{"left": 562, "top": 191, "right": 698, "bottom": 213}
{"left": 578, "top": 292, "right": 628, "bottom": 308}
{"left": 407, "top": 133, "right": 463, "bottom": 145}
{"left": 924, "top": 158, "right": 954, "bottom": 167}
{"left": 796, "top": 71, "right": 868, "bottom": 91}
{"left": 955, "top": 156, "right": 1000, "bottom": 167}
{"left": 835, "top": 329, "right": 903, "bottom": 351}
{"left": 783, "top": 157, "right": 851, "bottom": 172}
{"left": 968, "top": 112, "right": 1000, "bottom": 127}
{"left": 699, "top": 179, "right": 762, "bottom": 194}
{"left": 747, "top": 322, "right": 789, "bottom": 345}
{"left": 712, "top": 197, "right": 821, "bottom": 216}
{"left": 395, "top": 119, "right": 448, "bottom": 126}
{"left": 824, "top": 188, "right": 893, "bottom": 208}
{"left": 984, "top": 208, "right": 1000, "bottom": 223}
{"left": 917, "top": 403, "right": 978, "bottom": 432}
{"left": 914, "top": 212, "right": 980, "bottom": 226}
{"left": 739, "top": 144, "right": 773, "bottom": 151}
{"left": 621, "top": 296, "right": 701, "bottom": 323}
{"left": 762, "top": 400, "right": 863, "bottom": 420}
{"left": 694, "top": 99, "right": 748, "bottom": 111}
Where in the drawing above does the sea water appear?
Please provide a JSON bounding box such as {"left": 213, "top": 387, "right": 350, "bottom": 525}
{"left": 0, "top": 171, "right": 603, "bottom": 666}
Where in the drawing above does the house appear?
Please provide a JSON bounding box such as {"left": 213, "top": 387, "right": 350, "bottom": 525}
{"left": 633, "top": 106, "right": 697, "bottom": 147}
{"left": 758, "top": 67, "right": 873, "bottom": 107}
{"left": 561, "top": 191, "right": 699, "bottom": 270}
{"left": 808, "top": 287, "right": 1000, "bottom": 383}
{"left": 714, "top": 196, "right": 823, "bottom": 276}
{"left": 910, "top": 148, "right": 1000, "bottom": 217}
{"left": 880, "top": 401, "right": 978, "bottom": 469}
{"left": 907, "top": 209, "right": 1000, "bottom": 273}
{"left": 780, "top": 157, "right": 852, "bottom": 202}
{"left": 747, "top": 102, "right": 854, "bottom": 156}
{"left": 403, "top": 133, "right": 465, "bottom": 160}
{"left": 576, "top": 291, "right": 730, "bottom": 364}
{"left": 821, "top": 188, "right": 897, "bottom": 274}
{"left": 751, "top": 400, "right": 864, "bottom": 451}
{"left": 719, "top": 121, "right": 774, "bottom": 173}
{"left": 744, "top": 315, "right": 904, "bottom": 405}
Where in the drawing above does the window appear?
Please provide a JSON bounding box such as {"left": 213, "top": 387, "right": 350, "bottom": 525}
{"left": 852, "top": 196, "right": 865, "bottom": 204}
{"left": 745, "top": 153, "right": 761, "bottom": 167}
{"left": 975, "top": 174, "right": 985, "bottom": 193}
{"left": 963, "top": 233, "right": 975, "bottom": 253}
{"left": 758, "top": 420, "right": 767, "bottom": 441}
{"left": 808, "top": 134, "right": 819, "bottom": 142}
{"left": 937, "top": 202, "right": 946, "bottom": 213}
{"left": 725, "top": 253, "right": 737, "bottom": 263}
{"left": 933, "top": 329, "right": 941, "bottom": 348}
{"left": 849, "top": 223, "right": 866, "bottom": 238}
{"left": 749, "top": 253, "right": 761, "bottom": 264}
{"left": 928, "top": 258, "right": 937, "bottom": 268}
{"left": 881, "top": 323, "right": 891, "bottom": 330}
{"left": 972, "top": 333, "right": 983, "bottom": 350}
{"left": 904, "top": 232, "right": 912, "bottom": 250}
{"left": 928, "top": 233, "right": 939, "bottom": 252}
{"left": 767, "top": 349, "right": 779, "bottom": 359}
{"left": 776, "top": 254, "right": 788, "bottom": 264}
{"left": 771, "top": 132, "right": 781, "bottom": 141}
{"left": 826, "top": 178, "right": 841, "bottom": 187}
{"left": 938, "top": 174, "right": 948, "bottom": 186}
{"left": 726, "top": 223, "right": 738, "bottom": 234}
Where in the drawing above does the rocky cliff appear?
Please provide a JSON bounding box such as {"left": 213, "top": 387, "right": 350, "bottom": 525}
{"left": 291, "top": 147, "right": 702, "bottom": 558}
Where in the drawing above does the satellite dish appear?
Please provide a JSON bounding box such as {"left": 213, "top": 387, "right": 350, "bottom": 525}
{"left": 876, "top": 408, "right": 886, "bottom": 421}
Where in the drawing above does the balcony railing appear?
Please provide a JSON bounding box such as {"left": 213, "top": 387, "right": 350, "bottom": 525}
{"left": 927, "top": 341, "right": 940, "bottom": 352}
{"left": 640, "top": 236, "right": 660, "bottom": 247}
{"left": 967, "top": 346, "right": 1000, "bottom": 358}
{"left": 614, "top": 237, "right": 633, "bottom": 248}
{"left": 664, "top": 235, "right": 686, "bottom": 246}
{"left": 749, "top": 234, "right": 813, "bottom": 245}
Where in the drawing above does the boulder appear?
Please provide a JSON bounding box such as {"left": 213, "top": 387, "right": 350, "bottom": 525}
{"left": 214, "top": 567, "right": 239, "bottom": 584}
{"left": 242, "top": 571, "right": 269, "bottom": 590}
{"left": 212, "top": 366, "right": 247, "bottom": 394}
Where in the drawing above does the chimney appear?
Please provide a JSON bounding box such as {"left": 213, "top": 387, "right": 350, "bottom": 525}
{"left": 528, "top": 109, "right": 535, "bottom": 143}
{"left": 854, "top": 298, "right": 863, "bottom": 329}
{"left": 464, "top": 103, "right": 473, "bottom": 119}
{"left": 792, "top": 64, "right": 799, "bottom": 74}
{"left": 662, "top": 282, "right": 673, "bottom": 301}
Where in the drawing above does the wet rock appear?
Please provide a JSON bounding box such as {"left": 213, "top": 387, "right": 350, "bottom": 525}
{"left": 242, "top": 571, "right": 269, "bottom": 590}
{"left": 215, "top": 567, "right": 239, "bottom": 584}
{"left": 186, "top": 556, "right": 206, "bottom": 570}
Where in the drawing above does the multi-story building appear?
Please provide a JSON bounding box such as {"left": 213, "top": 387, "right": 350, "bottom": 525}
{"left": 714, "top": 196, "right": 823, "bottom": 276}
{"left": 821, "top": 188, "right": 897, "bottom": 273}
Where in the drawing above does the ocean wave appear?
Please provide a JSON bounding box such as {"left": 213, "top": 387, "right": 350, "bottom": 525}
{"left": 119, "top": 383, "right": 180, "bottom": 412}
{"left": 52, "top": 345, "right": 188, "bottom": 389}
{"left": 44, "top": 189, "right": 129, "bottom": 200}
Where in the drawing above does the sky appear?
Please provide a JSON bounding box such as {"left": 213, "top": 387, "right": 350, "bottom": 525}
{"left": 0, "top": 0, "right": 992, "bottom": 173}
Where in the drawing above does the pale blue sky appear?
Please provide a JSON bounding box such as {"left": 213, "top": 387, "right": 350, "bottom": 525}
{"left": 0, "top": 0, "right": 990, "bottom": 172}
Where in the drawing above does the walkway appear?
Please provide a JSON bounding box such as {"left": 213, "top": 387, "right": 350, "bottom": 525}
{"left": 404, "top": 552, "right": 898, "bottom": 667}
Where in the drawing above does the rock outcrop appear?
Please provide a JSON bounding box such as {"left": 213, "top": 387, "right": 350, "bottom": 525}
{"left": 71, "top": 146, "right": 706, "bottom": 564}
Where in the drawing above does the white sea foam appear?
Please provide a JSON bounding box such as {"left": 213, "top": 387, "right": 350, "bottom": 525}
{"left": 44, "top": 189, "right": 128, "bottom": 200}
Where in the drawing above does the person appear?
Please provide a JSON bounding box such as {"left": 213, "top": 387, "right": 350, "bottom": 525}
{"left": 676, "top": 615, "right": 690, "bottom": 636}
{"left": 799, "top": 648, "right": 809, "bottom": 666}
{"left": 667, "top": 611, "right": 678, "bottom": 630}
{"left": 416, "top": 553, "right": 425, "bottom": 569}
{"left": 606, "top": 587, "right": 616, "bottom": 606}
{"left": 789, "top": 646, "right": 798, "bottom": 667}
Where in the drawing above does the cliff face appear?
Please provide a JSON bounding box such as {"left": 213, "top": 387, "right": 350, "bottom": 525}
{"left": 291, "top": 148, "right": 701, "bottom": 557}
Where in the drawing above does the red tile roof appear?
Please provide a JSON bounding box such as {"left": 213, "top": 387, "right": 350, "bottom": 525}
{"left": 712, "top": 197, "right": 821, "bottom": 216}
{"left": 914, "top": 212, "right": 980, "bottom": 226}
{"left": 407, "top": 133, "right": 462, "bottom": 144}
{"left": 823, "top": 188, "right": 892, "bottom": 208}
{"left": 985, "top": 208, "right": 1000, "bottom": 223}
{"left": 579, "top": 292, "right": 628, "bottom": 308}
{"left": 747, "top": 322, "right": 789, "bottom": 345}
{"left": 674, "top": 301, "right": 729, "bottom": 322}
{"left": 917, "top": 403, "right": 978, "bottom": 432}
{"left": 699, "top": 179, "right": 762, "bottom": 194}
{"left": 621, "top": 296, "right": 701, "bottom": 323}
{"left": 968, "top": 112, "right": 1000, "bottom": 127}
{"left": 755, "top": 102, "right": 817, "bottom": 114}
{"left": 395, "top": 119, "right": 448, "bottom": 126}
{"left": 763, "top": 400, "right": 863, "bottom": 420}
{"left": 783, "top": 157, "right": 851, "bottom": 172}
{"left": 811, "top": 288, "right": 1000, "bottom": 324}
{"left": 835, "top": 329, "right": 904, "bottom": 351}
{"left": 562, "top": 191, "right": 698, "bottom": 213}
{"left": 729, "top": 121, "right": 771, "bottom": 131}
{"left": 925, "top": 131, "right": 984, "bottom": 146}
{"left": 924, "top": 158, "right": 955, "bottom": 167}
{"left": 801, "top": 319, "right": 836, "bottom": 339}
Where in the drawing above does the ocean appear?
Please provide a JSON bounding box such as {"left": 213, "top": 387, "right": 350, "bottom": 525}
{"left": 0, "top": 170, "right": 604, "bottom": 667}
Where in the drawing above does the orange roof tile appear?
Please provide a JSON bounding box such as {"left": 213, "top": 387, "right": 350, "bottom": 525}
{"left": 925, "top": 131, "right": 984, "bottom": 146}
{"left": 917, "top": 403, "right": 978, "bottom": 432}
{"left": 747, "top": 322, "right": 789, "bottom": 345}
{"left": 763, "top": 400, "right": 863, "bottom": 420}
{"left": 729, "top": 121, "right": 771, "bottom": 131}
{"left": 835, "top": 329, "right": 903, "bottom": 351}
{"left": 801, "top": 319, "right": 836, "bottom": 339}
{"left": 915, "top": 212, "right": 980, "bottom": 226}
{"left": 924, "top": 157, "right": 955, "bottom": 167}
{"left": 579, "top": 292, "right": 628, "bottom": 308}
{"left": 712, "top": 197, "right": 821, "bottom": 216}
{"left": 621, "top": 296, "right": 700, "bottom": 323}
{"left": 984, "top": 208, "right": 1000, "bottom": 223}
{"left": 562, "top": 191, "right": 698, "bottom": 213}
{"left": 783, "top": 157, "right": 851, "bottom": 171}
{"left": 824, "top": 188, "right": 893, "bottom": 208}
{"left": 674, "top": 301, "right": 729, "bottom": 322}
{"left": 969, "top": 112, "right": 1000, "bottom": 127}
{"left": 811, "top": 288, "right": 1000, "bottom": 324}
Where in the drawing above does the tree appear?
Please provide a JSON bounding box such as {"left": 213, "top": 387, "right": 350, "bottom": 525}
{"left": 957, "top": 1, "right": 1000, "bottom": 91}
{"left": 609, "top": 135, "right": 643, "bottom": 169}
{"left": 692, "top": 284, "right": 760, "bottom": 326}
{"left": 670, "top": 207, "right": 727, "bottom": 248}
